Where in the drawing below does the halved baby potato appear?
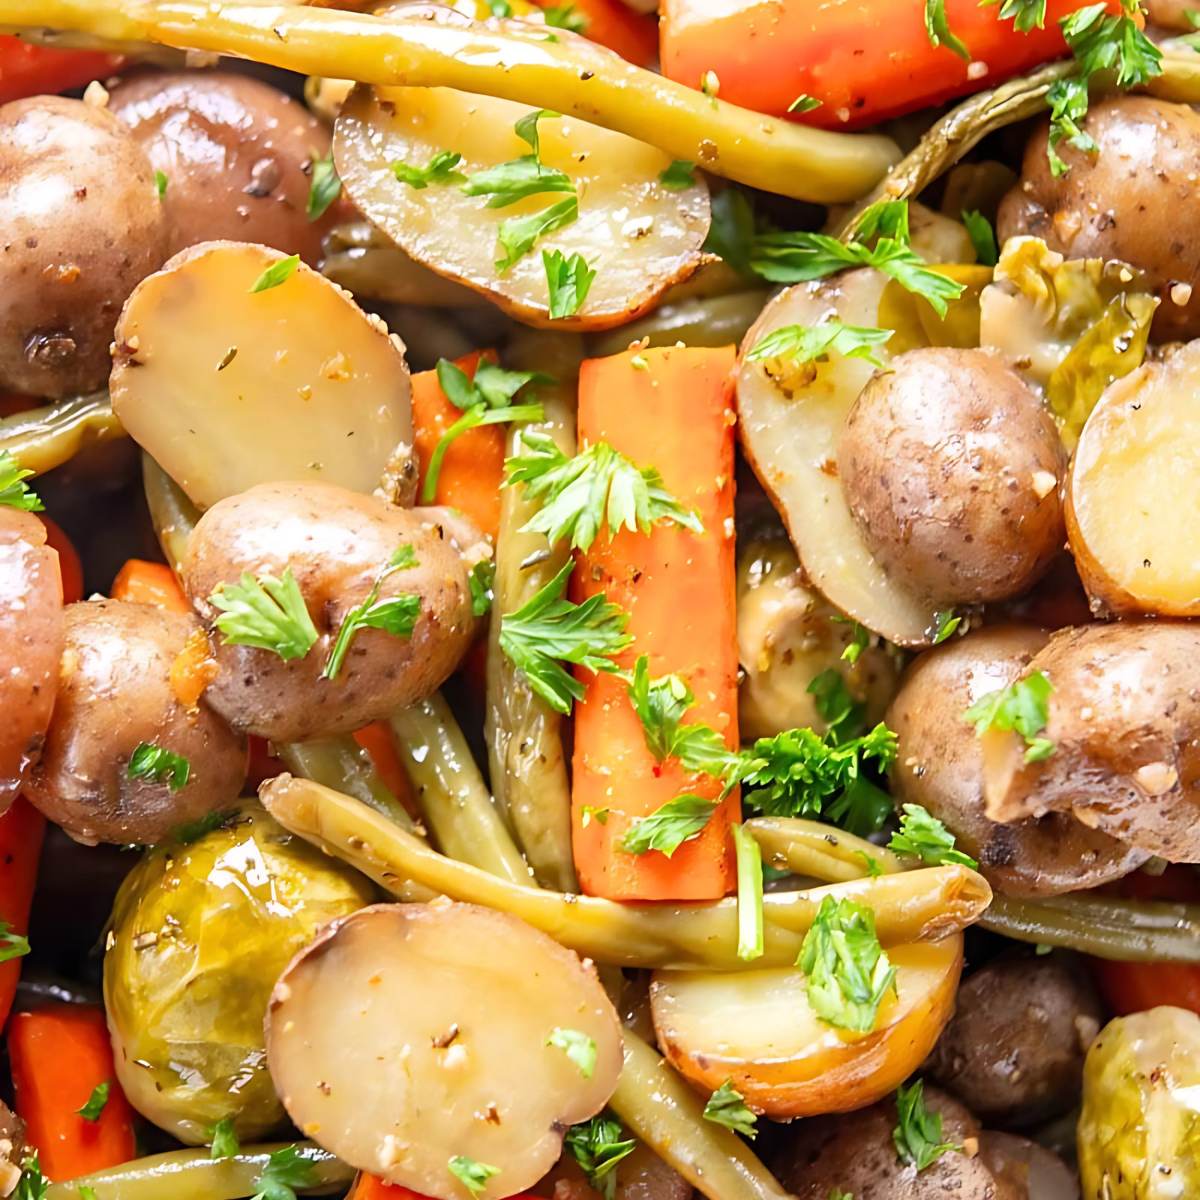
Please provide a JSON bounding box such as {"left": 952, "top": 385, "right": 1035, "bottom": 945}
{"left": 266, "top": 902, "right": 623, "bottom": 1200}
{"left": 334, "top": 85, "right": 710, "bottom": 329}
{"left": 110, "top": 241, "right": 413, "bottom": 511}
{"left": 649, "top": 934, "right": 962, "bottom": 1119}
{"left": 736, "top": 269, "right": 935, "bottom": 645}
{"left": 1067, "top": 340, "right": 1200, "bottom": 616}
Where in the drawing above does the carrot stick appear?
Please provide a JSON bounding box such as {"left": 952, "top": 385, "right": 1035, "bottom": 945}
{"left": 660, "top": 0, "right": 1123, "bottom": 130}
{"left": 0, "top": 38, "right": 121, "bottom": 104}
{"left": 110, "top": 558, "right": 189, "bottom": 613}
{"left": 39, "top": 516, "right": 82, "bottom": 606}
{"left": 8, "top": 1005, "right": 136, "bottom": 1180}
{"left": 0, "top": 797, "right": 44, "bottom": 1029}
{"left": 351, "top": 1177, "right": 539, "bottom": 1200}
{"left": 411, "top": 349, "right": 503, "bottom": 540}
{"left": 528, "top": 0, "right": 658, "bottom": 67}
{"left": 571, "top": 345, "right": 739, "bottom": 901}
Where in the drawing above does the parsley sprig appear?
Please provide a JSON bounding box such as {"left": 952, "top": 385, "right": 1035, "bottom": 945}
{"left": 963, "top": 669, "right": 1055, "bottom": 763}
{"left": 392, "top": 150, "right": 467, "bottom": 189}
{"left": 76, "top": 1082, "right": 110, "bottom": 1122}
{"left": 127, "top": 742, "right": 191, "bottom": 792}
{"left": 13, "top": 1153, "right": 47, "bottom": 1200}
{"left": 499, "top": 560, "right": 632, "bottom": 714}
{"left": 449, "top": 1156, "right": 500, "bottom": 1198}
{"left": 423, "top": 358, "right": 547, "bottom": 502}
{"left": 209, "top": 567, "right": 318, "bottom": 662}
{"left": 888, "top": 803, "right": 978, "bottom": 869}
{"left": 619, "top": 794, "right": 720, "bottom": 857}
{"left": 983, "top": 0, "right": 1047, "bottom": 31}
{"left": 798, "top": 895, "right": 896, "bottom": 1032}
{"left": 924, "top": 0, "right": 970, "bottom": 60}
{"left": 251, "top": 1145, "right": 316, "bottom": 1200}
{"left": 307, "top": 151, "right": 342, "bottom": 221}
{"left": 0, "top": 921, "right": 30, "bottom": 964}
{"left": 210, "top": 1116, "right": 240, "bottom": 1159}
{"left": 547, "top": 1027, "right": 598, "bottom": 1078}
{"left": 564, "top": 1115, "right": 635, "bottom": 1200}
{"left": 893, "top": 1079, "right": 961, "bottom": 1171}
{"left": 504, "top": 432, "right": 703, "bottom": 552}
{"left": 543, "top": 249, "right": 597, "bottom": 318}
{"left": 703, "top": 1080, "right": 758, "bottom": 1138}
{"left": 321, "top": 544, "right": 421, "bottom": 680}
{"left": 0, "top": 450, "right": 43, "bottom": 512}
{"left": 747, "top": 321, "right": 892, "bottom": 369}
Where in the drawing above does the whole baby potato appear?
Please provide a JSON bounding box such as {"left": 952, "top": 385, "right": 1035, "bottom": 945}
{"left": 109, "top": 71, "right": 336, "bottom": 262}
{"left": 182, "top": 481, "right": 478, "bottom": 742}
{"left": 0, "top": 96, "right": 169, "bottom": 397}
{"left": 998, "top": 96, "right": 1200, "bottom": 341}
{"left": 839, "top": 348, "right": 1065, "bottom": 606}
{"left": 24, "top": 598, "right": 246, "bottom": 845}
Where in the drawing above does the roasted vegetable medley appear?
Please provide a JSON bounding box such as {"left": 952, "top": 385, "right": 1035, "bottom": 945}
{"left": 1, "top": 1, "right": 1200, "bottom": 1198}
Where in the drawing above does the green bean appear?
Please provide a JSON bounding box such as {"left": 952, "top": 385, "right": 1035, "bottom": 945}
{"left": 260, "top": 775, "right": 993, "bottom": 970}
{"left": 276, "top": 735, "right": 419, "bottom": 835}
{"left": 0, "top": 392, "right": 123, "bottom": 477}
{"left": 142, "top": 453, "right": 199, "bottom": 574}
{"left": 321, "top": 220, "right": 487, "bottom": 307}
{"left": 612, "top": 1031, "right": 792, "bottom": 1200}
{"left": 484, "top": 337, "right": 579, "bottom": 891}
{"left": 0, "top": 0, "right": 900, "bottom": 203}
{"left": 587, "top": 291, "right": 771, "bottom": 358}
{"left": 748, "top": 816, "right": 1200, "bottom": 964}
{"left": 980, "top": 893, "right": 1200, "bottom": 964}
{"left": 387, "top": 694, "right": 531, "bottom": 886}
{"left": 744, "top": 815, "right": 906, "bottom": 882}
{"left": 47, "top": 1143, "right": 351, "bottom": 1200}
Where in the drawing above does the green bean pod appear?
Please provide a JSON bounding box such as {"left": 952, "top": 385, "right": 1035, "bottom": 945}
{"left": 142, "top": 452, "right": 199, "bottom": 574}
{"left": 0, "top": 393, "right": 123, "bottom": 477}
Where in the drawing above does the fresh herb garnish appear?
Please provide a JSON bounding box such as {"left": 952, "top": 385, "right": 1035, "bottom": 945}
{"left": 798, "top": 895, "right": 896, "bottom": 1032}
{"left": 983, "top": 0, "right": 1047, "bottom": 31}
{"left": 449, "top": 1155, "right": 500, "bottom": 1198}
{"left": 210, "top": 1115, "right": 240, "bottom": 1159}
{"left": 961, "top": 210, "right": 998, "bottom": 267}
{"left": 209, "top": 567, "right": 318, "bottom": 662}
{"left": 788, "top": 94, "right": 822, "bottom": 113}
{"left": 807, "top": 668, "right": 867, "bottom": 743}
{"left": 504, "top": 432, "right": 702, "bottom": 552}
{"left": 751, "top": 200, "right": 965, "bottom": 317}
{"left": 486, "top": 0, "right": 513, "bottom": 15}
{"left": 564, "top": 1116, "right": 635, "bottom": 1200}
{"left": 547, "top": 1027, "right": 598, "bottom": 1078}
{"left": 543, "top": 3, "right": 588, "bottom": 30}
{"left": 963, "top": 669, "right": 1055, "bottom": 763}
{"left": 251, "top": 1145, "right": 316, "bottom": 1200}
{"left": 659, "top": 160, "right": 697, "bottom": 190}
{"left": 747, "top": 321, "right": 892, "bottom": 369}
{"left": 322, "top": 545, "right": 421, "bottom": 680}
{"left": 78, "top": 1188, "right": 97, "bottom": 1200}
{"left": 469, "top": 558, "right": 496, "bottom": 618}
{"left": 893, "top": 1079, "right": 960, "bottom": 1171}
{"left": 620, "top": 793, "right": 720, "bottom": 857}
{"left": 932, "top": 609, "right": 961, "bottom": 644}
{"left": 392, "top": 150, "right": 468, "bottom": 189}
{"left": 733, "top": 822, "right": 765, "bottom": 961}
{"left": 499, "top": 560, "right": 632, "bottom": 714}
{"left": 582, "top": 805, "right": 610, "bottom": 827}
{"left": 249, "top": 254, "right": 300, "bottom": 293}
{"left": 0, "top": 450, "right": 43, "bottom": 512}
{"left": 924, "top": 0, "right": 970, "bottom": 59}
{"left": 838, "top": 619, "right": 870, "bottom": 665}
{"left": 127, "top": 742, "right": 191, "bottom": 792}
{"left": 307, "top": 151, "right": 342, "bottom": 221}
{"left": 703, "top": 1080, "right": 758, "bottom": 1138}
{"left": 543, "top": 249, "right": 597, "bottom": 318}
{"left": 76, "top": 1082, "right": 110, "bottom": 1122}
{"left": 154, "top": 169, "right": 168, "bottom": 199}
{"left": 423, "top": 358, "right": 547, "bottom": 502}
{"left": 889, "top": 803, "right": 979, "bottom": 868}
{"left": 497, "top": 195, "right": 579, "bottom": 271}
{"left": 461, "top": 152, "right": 574, "bottom": 208}
{"left": 703, "top": 188, "right": 756, "bottom": 277}
{"left": 13, "top": 1154, "right": 47, "bottom": 1200}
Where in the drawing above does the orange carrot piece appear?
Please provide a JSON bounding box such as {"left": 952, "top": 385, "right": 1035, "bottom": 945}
{"left": 38, "top": 515, "right": 82, "bottom": 607}
{"left": 0, "top": 38, "right": 121, "bottom": 105}
{"left": 529, "top": 0, "right": 658, "bottom": 66}
{"left": 110, "top": 558, "right": 189, "bottom": 613}
{"left": 0, "top": 798, "right": 44, "bottom": 1030}
{"left": 660, "top": 0, "right": 1123, "bottom": 130}
{"left": 411, "top": 349, "right": 503, "bottom": 540}
{"left": 352, "top": 722, "right": 418, "bottom": 816}
{"left": 8, "top": 1005, "right": 136, "bottom": 1180}
{"left": 570, "top": 345, "right": 739, "bottom": 901}
{"left": 351, "top": 1178, "right": 539, "bottom": 1200}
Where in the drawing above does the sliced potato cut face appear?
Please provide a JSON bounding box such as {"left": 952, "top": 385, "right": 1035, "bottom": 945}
{"left": 334, "top": 85, "right": 709, "bottom": 329}
{"left": 736, "top": 269, "right": 935, "bottom": 645}
{"left": 1067, "top": 341, "right": 1200, "bottom": 616}
{"left": 266, "top": 902, "right": 623, "bottom": 1200}
{"left": 111, "top": 240, "right": 413, "bottom": 511}
{"left": 649, "top": 935, "right": 962, "bottom": 1119}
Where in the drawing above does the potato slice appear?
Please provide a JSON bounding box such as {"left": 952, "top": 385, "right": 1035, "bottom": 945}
{"left": 1066, "top": 340, "right": 1200, "bottom": 616}
{"left": 266, "top": 902, "right": 623, "bottom": 1199}
{"left": 334, "top": 85, "right": 709, "bottom": 329}
{"left": 649, "top": 935, "right": 962, "bottom": 1119}
{"left": 111, "top": 241, "right": 413, "bottom": 511}
{"left": 736, "top": 270, "right": 935, "bottom": 645}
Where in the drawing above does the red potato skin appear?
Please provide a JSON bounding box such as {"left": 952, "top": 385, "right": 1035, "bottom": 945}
{"left": 0, "top": 509, "right": 63, "bottom": 812}
{"left": 108, "top": 71, "right": 339, "bottom": 263}
{"left": 986, "top": 622, "right": 1200, "bottom": 862}
{"left": 998, "top": 96, "right": 1200, "bottom": 341}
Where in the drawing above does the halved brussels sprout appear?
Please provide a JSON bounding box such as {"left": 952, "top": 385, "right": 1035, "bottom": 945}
{"left": 104, "top": 806, "right": 373, "bottom": 1144}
